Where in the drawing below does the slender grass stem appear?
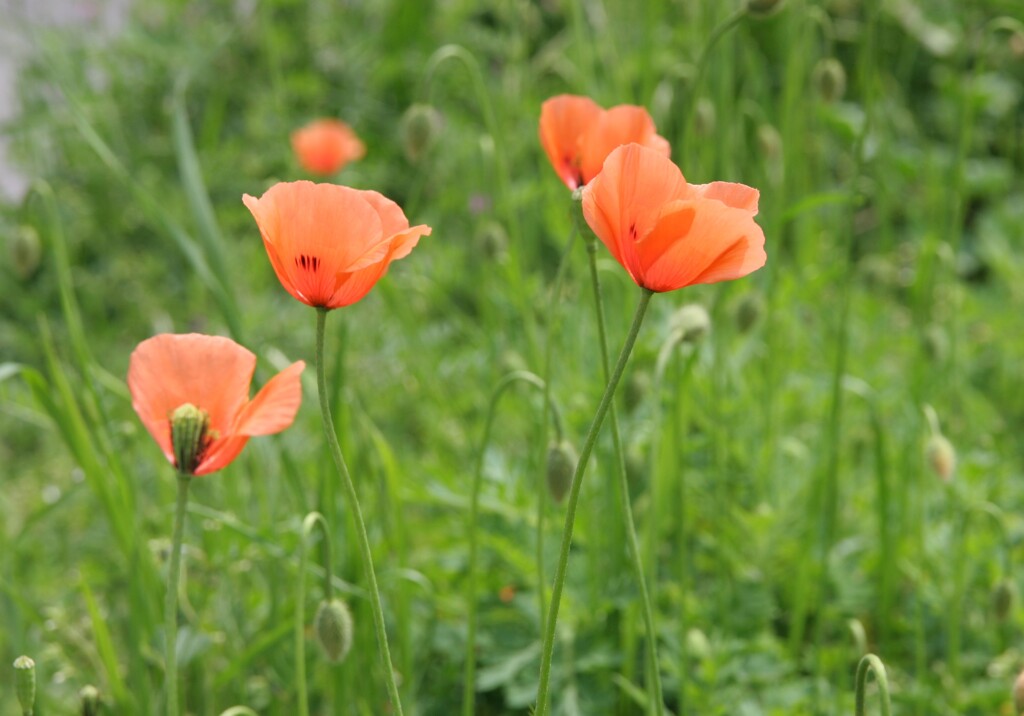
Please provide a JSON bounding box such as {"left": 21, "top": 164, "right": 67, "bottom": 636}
{"left": 535, "top": 288, "right": 654, "bottom": 716}
{"left": 165, "top": 474, "right": 191, "bottom": 716}
{"left": 315, "top": 308, "right": 403, "bottom": 715}
{"left": 584, "top": 241, "right": 665, "bottom": 715}
{"left": 464, "top": 370, "right": 550, "bottom": 716}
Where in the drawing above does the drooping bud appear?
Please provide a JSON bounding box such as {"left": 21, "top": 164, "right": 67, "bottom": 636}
{"left": 671, "top": 304, "right": 711, "bottom": 346}
{"left": 992, "top": 578, "right": 1015, "bottom": 622}
{"left": 734, "top": 292, "right": 764, "bottom": 333}
{"left": 400, "top": 104, "right": 443, "bottom": 163}
{"left": 922, "top": 324, "right": 950, "bottom": 363}
{"left": 623, "top": 370, "right": 651, "bottom": 413}
{"left": 546, "top": 440, "right": 577, "bottom": 503}
{"left": 8, "top": 225, "right": 42, "bottom": 280}
{"left": 478, "top": 220, "right": 509, "bottom": 263}
{"left": 693, "top": 98, "right": 716, "bottom": 138}
{"left": 756, "top": 124, "right": 782, "bottom": 160}
{"left": 812, "top": 58, "right": 847, "bottom": 103}
{"left": 79, "top": 685, "right": 101, "bottom": 716}
{"left": 314, "top": 598, "right": 354, "bottom": 664}
{"left": 746, "top": 0, "right": 785, "bottom": 18}
{"left": 924, "top": 433, "right": 956, "bottom": 482}
{"left": 170, "top": 403, "right": 211, "bottom": 475}
{"left": 13, "top": 655, "right": 36, "bottom": 715}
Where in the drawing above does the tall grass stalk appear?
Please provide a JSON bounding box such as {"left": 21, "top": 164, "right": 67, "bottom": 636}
{"left": 295, "top": 512, "right": 333, "bottom": 716}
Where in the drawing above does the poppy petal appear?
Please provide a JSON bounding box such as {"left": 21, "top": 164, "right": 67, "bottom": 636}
{"left": 539, "top": 95, "right": 602, "bottom": 189}
{"left": 693, "top": 181, "right": 760, "bottom": 212}
{"left": 233, "top": 361, "right": 306, "bottom": 436}
{"left": 195, "top": 435, "right": 250, "bottom": 476}
{"left": 580, "top": 105, "right": 671, "bottom": 184}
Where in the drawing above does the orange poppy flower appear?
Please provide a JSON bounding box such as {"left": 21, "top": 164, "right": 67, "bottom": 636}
{"left": 243, "top": 181, "right": 431, "bottom": 309}
{"left": 128, "top": 333, "right": 304, "bottom": 476}
{"left": 539, "top": 94, "right": 670, "bottom": 190}
{"left": 582, "top": 143, "right": 766, "bottom": 292}
{"left": 291, "top": 119, "right": 366, "bottom": 176}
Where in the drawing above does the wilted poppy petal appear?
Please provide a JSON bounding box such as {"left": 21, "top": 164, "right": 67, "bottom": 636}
{"left": 539, "top": 95, "right": 602, "bottom": 189}
{"left": 233, "top": 361, "right": 306, "bottom": 436}
{"left": 195, "top": 435, "right": 250, "bottom": 476}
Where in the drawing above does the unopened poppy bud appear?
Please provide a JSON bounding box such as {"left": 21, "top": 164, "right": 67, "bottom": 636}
{"left": 79, "top": 685, "right": 101, "bottom": 716}
{"left": 746, "top": 0, "right": 784, "bottom": 17}
{"left": 1010, "top": 30, "right": 1024, "bottom": 58}
{"left": 314, "top": 598, "right": 354, "bottom": 664}
{"left": 993, "top": 579, "right": 1015, "bottom": 622}
{"left": 8, "top": 225, "right": 42, "bottom": 280}
{"left": 812, "top": 58, "right": 847, "bottom": 103}
{"left": 1015, "top": 668, "right": 1024, "bottom": 714}
{"left": 756, "top": 124, "right": 782, "bottom": 160}
{"left": 734, "top": 292, "right": 763, "bottom": 333}
{"left": 925, "top": 433, "right": 956, "bottom": 482}
{"left": 693, "top": 98, "right": 716, "bottom": 137}
{"left": 13, "top": 655, "right": 36, "bottom": 714}
{"left": 546, "top": 440, "right": 577, "bottom": 503}
{"left": 922, "top": 324, "right": 949, "bottom": 362}
{"left": 478, "top": 220, "right": 508, "bottom": 262}
{"left": 170, "top": 403, "right": 210, "bottom": 475}
{"left": 624, "top": 370, "right": 650, "bottom": 413}
{"left": 401, "top": 104, "right": 443, "bottom": 163}
{"left": 671, "top": 304, "right": 711, "bottom": 346}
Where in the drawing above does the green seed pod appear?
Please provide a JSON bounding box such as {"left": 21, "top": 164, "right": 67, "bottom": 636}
{"left": 734, "top": 292, "right": 764, "bottom": 333}
{"left": 693, "top": 98, "right": 716, "bottom": 138}
{"left": 79, "top": 685, "right": 101, "bottom": 716}
{"left": 746, "top": 0, "right": 785, "bottom": 18}
{"left": 170, "top": 403, "right": 210, "bottom": 475}
{"left": 314, "top": 599, "right": 354, "bottom": 664}
{"left": 756, "top": 123, "right": 782, "bottom": 160}
{"left": 924, "top": 433, "right": 956, "bottom": 482}
{"left": 812, "top": 58, "right": 847, "bottom": 103}
{"left": 993, "top": 579, "right": 1016, "bottom": 622}
{"left": 546, "top": 440, "right": 577, "bottom": 503}
{"left": 623, "top": 369, "right": 651, "bottom": 413}
{"left": 8, "top": 225, "right": 42, "bottom": 280}
{"left": 401, "top": 104, "right": 443, "bottom": 163}
{"left": 671, "top": 304, "right": 711, "bottom": 346}
{"left": 13, "top": 655, "right": 36, "bottom": 715}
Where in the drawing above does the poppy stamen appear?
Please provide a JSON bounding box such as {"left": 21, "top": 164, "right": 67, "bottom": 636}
{"left": 296, "top": 254, "right": 321, "bottom": 272}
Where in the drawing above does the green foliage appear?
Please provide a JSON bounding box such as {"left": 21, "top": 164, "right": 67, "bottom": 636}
{"left": 2, "top": 0, "right": 1023, "bottom": 714}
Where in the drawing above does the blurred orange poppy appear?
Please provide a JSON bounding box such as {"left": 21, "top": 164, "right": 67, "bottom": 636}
{"left": 243, "top": 181, "right": 431, "bottom": 309}
{"left": 539, "top": 95, "right": 670, "bottom": 190}
{"left": 582, "top": 143, "right": 766, "bottom": 292}
{"left": 291, "top": 119, "right": 366, "bottom": 176}
{"left": 128, "top": 334, "right": 304, "bottom": 476}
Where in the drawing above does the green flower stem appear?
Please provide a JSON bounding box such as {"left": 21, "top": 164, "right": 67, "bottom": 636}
{"left": 296, "top": 512, "right": 333, "bottom": 716}
{"left": 854, "top": 654, "right": 892, "bottom": 716}
{"left": 165, "top": 473, "right": 191, "bottom": 716}
{"left": 584, "top": 242, "right": 665, "bottom": 715}
{"left": 315, "top": 308, "right": 403, "bottom": 716}
{"left": 464, "top": 370, "right": 551, "bottom": 716}
{"left": 535, "top": 287, "right": 654, "bottom": 716}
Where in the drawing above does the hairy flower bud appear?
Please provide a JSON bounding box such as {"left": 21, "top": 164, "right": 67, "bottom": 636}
{"left": 993, "top": 579, "right": 1015, "bottom": 622}
{"left": 925, "top": 433, "right": 956, "bottom": 482}
{"left": 314, "top": 599, "right": 354, "bottom": 664}
{"left": 14, "top": 655, "right": 36, "bottom": 715}
{"left": 813, "top": 58, "right": 847, "bottom": 103}
{"left": 401, "top": 104, "right": 443, "bottom": 163}
{"left": 671, "top": 304, "right": 711, "bottom": 346}
{"left": 8, "top": 225, "right": 42, "bottom": 280}
{"left": 170, "top": 403, "right": 211, "bottom": 475}
{"left": 746, "top": 0, "right": 785, "bottom": 18}
{"left": 693, "top": 98, "right": 716, "bottom": 138}
{"left": 546, "top": 440, "right": 577, "bottom": 503}
{"left": 734, "top": 292, "right": 764, "bottom": 333}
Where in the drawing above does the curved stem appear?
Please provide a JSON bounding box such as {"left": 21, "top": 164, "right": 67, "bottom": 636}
{"left": 684, "top": 6, "right": 747, "bottom": 137}
{"left": 464, "top": 370, "right": 552, "bottom": 716}
{"left": 165, "top": 474, "right": 191, "bottom": 716}
{"left": 535, "top": 288, "right": 654, "bottom": 716}
{"left": 854, "top": 654, "right": 892, "bottom": 716}
{"left": 315, "top": 308, "right": 404, "bottom": 715}
{"left": 584, "top": 243, "right": 665, "bottom": 715}
{"left": 296, "top": 511, "right": 333, "bottom": 716}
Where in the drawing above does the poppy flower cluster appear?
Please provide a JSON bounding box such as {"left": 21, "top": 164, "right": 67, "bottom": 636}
{"left": 539, "top": 94, "right": 670, "bottom": 190}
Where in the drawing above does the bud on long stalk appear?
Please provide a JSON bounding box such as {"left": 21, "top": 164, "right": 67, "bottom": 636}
{"left": 14, "top": 656, "right": 36, "bottom": 716}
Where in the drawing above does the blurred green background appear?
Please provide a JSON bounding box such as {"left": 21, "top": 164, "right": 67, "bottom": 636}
{"left": 2, "top": 0, "right": 1024, "bottom": 713}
